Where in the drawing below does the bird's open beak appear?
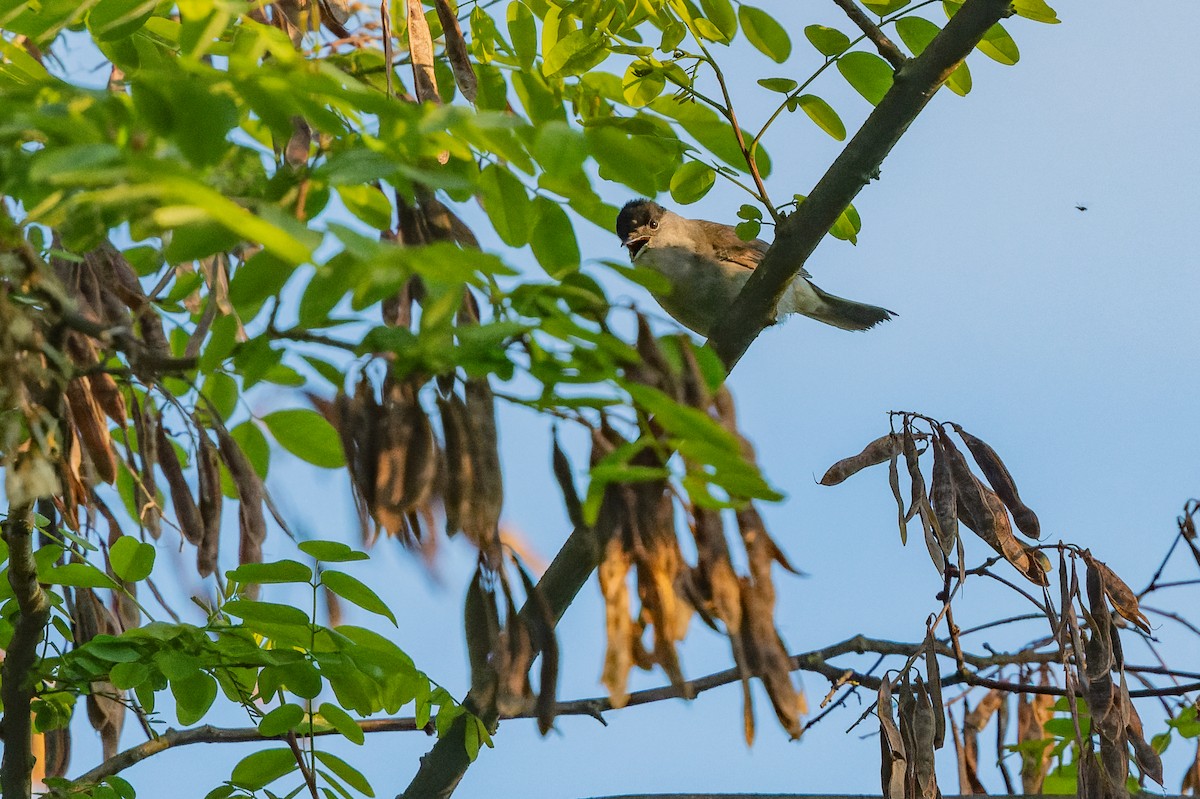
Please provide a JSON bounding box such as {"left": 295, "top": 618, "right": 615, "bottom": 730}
{"left": 622, "top": 235, "right": 650, "bottom": 260}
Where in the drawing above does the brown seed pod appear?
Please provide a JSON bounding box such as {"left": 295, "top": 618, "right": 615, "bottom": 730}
{"left": 195, "top": 429, "right": 223, "bottom": 578}
{"left": 434, "top": 0, "right": 477, "bottom": 102}
{"left": 820, "top": 433, "right": 901, "bottom": 486}
{"left": 131, "top": 395, "right": 160, "bottom": 538}
{"left": 438, "top": 392, "right": 474, "bottom": 536}
{"left": 155, "top": 414, "right": 202, "bottom": 546}
{"left": 464, "top": 377, "right": 504, "bottom": 565}
{"left": 66, "top": 377, "right": 117, "bottom": 485}
{"left": 214, "top": 422, "right": 266, "bottom": 568}
{"left": 405, "top": 0, "right": 439, "bottom": 102}
{"left": 929, "top": 431, "right": 958, "bottom": 556}
{"left": 952, "top": 424, "right": 1040, "bottom": 540}
{"left": 1081, "top": 549, "right": 1152, "bottom": 634}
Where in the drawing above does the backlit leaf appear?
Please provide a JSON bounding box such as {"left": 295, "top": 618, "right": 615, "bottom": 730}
{"left": 797, "top": 95, "right": 846, "bottom": 140}
{"left": 109, "top": 536, "right": 155, "bottom": 582}
{"left": 837, "top": 51, "right": 894, "bottom": 105}
{"left": 738, "top": 6, "right": 791, "bottom": 62}
{"left": 669, "top": 161, "right": 716, "bottom": 204}
{"left": 263, "top": 409, "right": 345, "bottom": 468}
{"left": 804, "top": 24, "right": 850, "bottom": 56}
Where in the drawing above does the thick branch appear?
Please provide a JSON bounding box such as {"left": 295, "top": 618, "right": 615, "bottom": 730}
{"left": 707, "top": 0, "right": 1012, "bottom": 369}
{"left": 831, "top": 0, "right": 908, "bottom": 68}
{"left": 1, "top": 505, "right": 51, "bottom": 799}
{"left": 399, "top": 525, "right": 599, "bottom": 799}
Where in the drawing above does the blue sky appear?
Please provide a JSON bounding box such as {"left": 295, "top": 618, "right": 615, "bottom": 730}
{"left": 55, "top": 2, "right": 1200, "bottom": 797}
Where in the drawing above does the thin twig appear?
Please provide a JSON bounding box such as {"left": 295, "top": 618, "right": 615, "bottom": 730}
{"left": 830, "top": 0, "right": 908, "bottom": 68}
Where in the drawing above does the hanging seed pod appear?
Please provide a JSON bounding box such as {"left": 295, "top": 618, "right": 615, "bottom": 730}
{"left": 599, "top": 536, "right": 634, "bottom": 708}
{"left": 65, "top": 377, "right": 117, "bottom": 485}
{"left": 551, "top": 430, "right": 583, "bottom": 530}
{"left": 195, "top": 429, "right": 223, "bottom": 578}
{"left": 952, "top": 424, "right": 1040, "bottom": 539}
{"left": 929, "top": 430, "right": 958, "bottom": 556}
{"left": 434, "top": 0, "right": 477, "bottom": 101}
{"left": 1081, "top": 549, "right": 1152, "bottom": 634}
{"left": 464, "top": 377, "right": 504, "bottom": 565}
{"left": 155, "top": 414, "right": 202, "bottom": 546}
{"left": 87, "top": 373, "right": 127, "bottom": 426}
{"left": 820, "top": 433, "right": 901, "bottom": 486}
{"left": 214, "top": 422, "right": 266, "bottom": 569}
{"left": 405, "top": 0, "right": 439, "bottom": 102}
{"left": 131, "top": 395, "right": 160, "bottom": 538}
{"left": 438, "top": 392, "right": 474, "bottom": 536}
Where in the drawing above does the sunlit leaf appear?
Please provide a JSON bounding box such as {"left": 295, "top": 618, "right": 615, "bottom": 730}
{"left": 837, "top": 51, "right": 894, "bottom": 105}
{"left": 738, "top": 5, "right": 791, "bottom": 62}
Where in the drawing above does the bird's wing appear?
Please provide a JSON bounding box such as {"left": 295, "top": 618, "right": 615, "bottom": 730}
{"left": 695, "top": 220, "right": 812, "bottom": 278}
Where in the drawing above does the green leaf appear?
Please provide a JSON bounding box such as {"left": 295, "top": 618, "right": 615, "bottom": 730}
{"left": 863, "top": 0, "right": 910, "bottom": 13}
{"left": 542, "top": 30, "right": 608, "bottom": 77}
{"left": 977, "top": 22, "right": 1019, "bottom": 65}
{"left": 262, "top": 409, "right": 345, "bottom": 468}
{"left": 227, "top": 559, "right": 314, "bottom": 585}
{"left": 735, "top": 220, "right": 761, "bottom": 240}
{"left": 314, "top": 751, "right": 374, "bottom": 797}
{"left": 41, "top": 562, "right": 119, "bottom": 589}
{"left": 837, "top": 51, "right": 894, "bottom": 105}
{"left": 321, "top": 570, "right": 397, "bottom": 626}
{"left": 477, "top": 164, "right": 532, "bottom": 247}
{"left": 530, "top": 198, "right": 580, "bottom": 278}
{"left": 797, "top": 95, "right": 846, "bottom": 141}
{"left": 1010, "top": 0, "right": 1059, "bottom": 24}
{"left": 109, "top": 536, "right": 155, "bottom": 582}
{"left": 506, "top": 2, "right": 537, "bottom": 68}
{"left": 223, "top": 600, "right": 312, "bottom": 627}
{"left": 230, "top": 748, "right": 297, "bottom": 791}
{"left": 895, "top": 16, "right": 939, "bottom": 56}
{"left": 757, "top": 77, "right": 797, "bottom": 93}
{"left": 804, "top": 24, "right": 850, "bottom": 56}
{"left": 622, "top": 61, "right": 666, "bottom": 107}
{"left": 258, "top": 703, "right": 306, "bottom": 736}
{"left": 87, "top": 0, "right": 156, "bottom": 40}
{"left": 829, "top": 202, "right": 862, "bottom": 244}
{"left": 945, "top": 60, "right": 972, "bottom": 96}
{"left": 738, "top": 6, "right": 791, "bottom": 63}
{"left": 171, "top": 670, "right": 217, "bottom": 725}
{"left": 669, "top": 161, "right": 716, "bottom": 204}
{"left": 109, "top": 661, "right": 151, "bottom": 690}
{"left": 298, "top": 540, "right": 370, "bottom": 563}
{"left": 336, "top": 185, "right": 393, "bottom": 230}
{"left": 318, "top": 702, "right": 365, "bottom": 745}
{"left": 699, "top": 0, "right": 736, "bottom": 40}
{"left": 692, "top": 17, "right": 726, "bottom": 43}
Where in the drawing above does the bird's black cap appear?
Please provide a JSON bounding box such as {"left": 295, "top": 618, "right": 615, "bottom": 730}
{"left": 615, "top": 199, "right": 664, "bottom": 243}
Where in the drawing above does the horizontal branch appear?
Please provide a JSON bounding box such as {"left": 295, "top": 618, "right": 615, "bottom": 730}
{"left": 75, "top": 631, "right": 1200, "bottom": 787}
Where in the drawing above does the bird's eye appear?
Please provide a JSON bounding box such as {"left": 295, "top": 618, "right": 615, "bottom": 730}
{"left": 649, "top": 220, "right": 658, "bottom": 229}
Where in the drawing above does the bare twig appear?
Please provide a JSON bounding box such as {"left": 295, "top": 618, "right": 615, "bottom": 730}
{"left": 831, "top": 0, "right": 908, "bottom": 68}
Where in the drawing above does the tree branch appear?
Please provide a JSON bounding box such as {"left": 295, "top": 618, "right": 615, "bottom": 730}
{"left": 1, "top": 505, "right": 52, "bottom": 799}
{"left": 707, "top": 0, "right": 1011, "bottom": 369}
{"left": 831, "top": 0, "right": 908, "bottom": 68}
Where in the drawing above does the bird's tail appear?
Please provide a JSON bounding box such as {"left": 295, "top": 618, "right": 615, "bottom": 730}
{"left": 799, "top": 283, "right": 895, "bottom": 331}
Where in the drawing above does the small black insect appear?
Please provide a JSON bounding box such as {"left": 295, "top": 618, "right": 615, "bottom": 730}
{"left": 1075, "top": 204, "right": 1088, "bottom": 212}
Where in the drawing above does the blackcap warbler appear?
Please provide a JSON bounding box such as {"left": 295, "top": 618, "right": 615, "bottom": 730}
{"left": 615, "top": 199, "right": 894, "bottom": 336}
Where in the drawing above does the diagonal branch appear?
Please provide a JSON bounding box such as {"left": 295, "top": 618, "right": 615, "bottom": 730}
{"left": 831, "top": 0, "right": 908, "bottom": 68}
{"left": 1, "top": 505, "right": 51, "bottom": 799}
{"left": 707, "top": 0, "right": 1012, "bottom": 370}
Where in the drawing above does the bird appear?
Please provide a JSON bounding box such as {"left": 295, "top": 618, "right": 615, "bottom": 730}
{"left": 615, "top": 199, "right": 895, "bottom": 336}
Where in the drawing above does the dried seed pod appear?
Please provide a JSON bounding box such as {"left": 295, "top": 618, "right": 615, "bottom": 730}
{"left": 131, "top": 395, "right": 160, "bottom": 538}
{"left": 629, "top": 314, "right": 679, "bottom": 400}
{"left": 438, "top": 392, "right": 474, "bottom": 536}
{"left": 952, "top": 424, "right": 1040, "bottom": 539}
{"left": 434, "top": 0, "right": 477, "bottom": 101}
{"left": 464, "top": 377, "right": 504, "bottom": 564}
{"left": 599, "top": 536, "right": 634, "bottom": 708}
{"left": 929, "top": 430, "right": 958, "bottom": 556}
{"left": 66, "top": 377, "right": 117, "bottom": 485}
{"left": 820, "top": 433, "right": 900, "bottom": 486}
{"left": 214, "top": 422, "right": 266, "bottom": 569}
{"left": 515, "top": 561, "right": 558, "bottom": 735}
{"left": 1081, "top": 549, "right": 1152, "bottom": 635}
{"left": 551, "top": 431, "right": 583, "bottom": 530}
{"left": 406, "top": 0, "right": 439, "bottom": 102}
{"left": 878, "top": 676, "right": 907, "bottom": 799}
{"left": 196, "top": 429, "right": 223, "bottom": 578}
{"left": 464, "top": 565, "right": 500, "bottom": 710}
{"left": 87, "top": 373, "right": 127, "bottom": 426}
{"left": 155, "top": 415, "right": 202, "bottom": 546}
